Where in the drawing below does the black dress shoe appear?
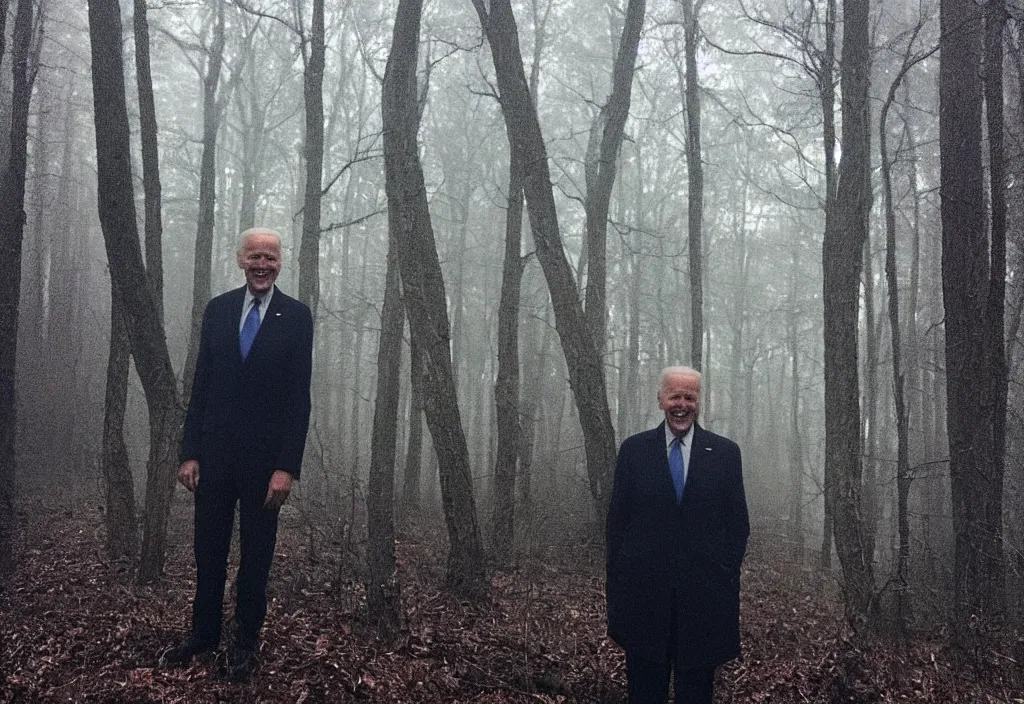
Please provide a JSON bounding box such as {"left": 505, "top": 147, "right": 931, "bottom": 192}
{"left": 160, "top": 634, "right": 217, "bottom": 667}
{"left": 224, "top": 644, "right": 256, "bottom": 683}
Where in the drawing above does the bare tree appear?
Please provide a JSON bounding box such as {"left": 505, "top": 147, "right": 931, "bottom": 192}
{"left": 491, "top": 145, "right": 527, "bottom": 569}
{"left": 383, "top": 0, "right": 486, "bottom": 598}
{"left": 0, "top": 0, "right": 35, "bottom": 578}
{"left": 134, "top": 0, "right": 163, "bottom": 321}
{"left": 400, "top": 336, "right": 424, "bottom": 529}
{"left": 101, "top": 287, "right": 137, "bottom": 559}
{"left": 879, "top": 19, "right": 935, "bottom": 633}
{"left": 88, "top": 0, "right": 184, "bottom": 584}
{"left": 940, "top": 0, "right": 1007, "bottom": 643}
{"left": 679, "top": 0, "right": 703, "bottom": 370}
{"left": 182, "top": 1, "right": 228, "bottom": 397}
{"left": 583, "top": 0, "right": 646, "bottom": 351}
{"left": 365, "top": 229, "right": 404, "bottom": 641}
{"left": 472, "top": 0, "right": 618, "bottom": 524}
{"left": 823, "top": 0, "right": 875, "bottom": 633}
{"left": 297, "top": 0, "right": 325, "bottom": 317}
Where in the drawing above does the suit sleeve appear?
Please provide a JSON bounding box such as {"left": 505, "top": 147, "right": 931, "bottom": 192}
{"left": 180, "top": 302, "right": 214, "bottom": 463}
{"left": 274, "top": 302, "right": 314, "bottom": 478}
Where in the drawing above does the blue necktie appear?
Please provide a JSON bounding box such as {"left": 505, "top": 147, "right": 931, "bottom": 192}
{"left": 240, "top": 298, "right": 261, "bottom": 360}
{"left": 669, "top": 437, "right": 685, "bottom": 503}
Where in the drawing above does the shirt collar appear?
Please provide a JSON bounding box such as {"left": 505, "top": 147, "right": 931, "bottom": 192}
{"left": 244, "top": 285, "right": 274, "bottom": 310}
{"left": 664, "top": 422, "right": 694, "bottom": 449}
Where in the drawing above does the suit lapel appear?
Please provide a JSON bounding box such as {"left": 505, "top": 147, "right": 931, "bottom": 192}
{"left": 684, "top": 423, "right": 709, "bottom": 495}
{"left": 227, "top": 287, "right": 246, "bottom": 365}
{"left": 649, "top": 422, "right": 678, "bottom": 502}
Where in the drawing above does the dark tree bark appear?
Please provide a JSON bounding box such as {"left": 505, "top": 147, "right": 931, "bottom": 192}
{"left": 401, "top": 336, "right": 424, "bottom": 529}
{"left": 879, "top": 25, "right": 934, "bottom": 633}
{"left": 0, "top": 0, "right": 34, "bottom": 578}
{"left": 88, "top": 0, "right": 184, "bottom": 584}
{"left": 472, "top": 0, "right": 618, "bottom": 524}
{"left": 298, "top": 0, "right": 325, "bottom": 317}
{"left": 101, "top": 287, "right": 137, "bottom": 559}
{"left": 583, "top": 0, "right": 645, "bottom": 351}
{"left": 491, "top": 146, "right": 526, "bottom": 569}
{"left": 680, "top": 0, "right": 704, "bottom": 370}
{"left": 183, "top": 1, "right": 226, "bottom": 398}
{"left": 787, "top": 246, "right": 804, "bottom": 564}
{"left": 861, "top": 233, "right": 879, "bottom": 565}
{"left": 818, "top": 0, "right": 838, "bottom": 573}
{"left": 981, "top": 0, "right": 1008, "bottom": 627}
{"left": 881, "top": 88, "right": 912, "bottom": 635}
{"left": 941, "top": 0, "right": 1008, "bottom": 641}
{"left": 384, "top": 0, "right": 486, "bottom": 598}
{"left": 365, "top": 232, "right": 404, "bottom": 642}
{"left": 823, "top": 0, "right": 875, "bottom": 633}
{"left": 134, "top": 0, "right": 163, "bottom": 322}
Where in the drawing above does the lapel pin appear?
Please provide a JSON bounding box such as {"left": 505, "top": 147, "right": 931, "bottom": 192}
{"left": 705, "top": 447, "right": 712, "bottom": 451}
{"left": 275, "top": 312, "right": 282, "bottom": 316}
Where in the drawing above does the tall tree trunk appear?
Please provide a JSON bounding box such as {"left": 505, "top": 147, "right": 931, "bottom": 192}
{"left": 134, "top": 0, "right": 163, "bottom": 322}
{"left": 881, "top": 84, "right": 911, "bottom": 635}
{"left": 365, "top": 233, "right": 404, "bottom": 642}
{"left": 982, "top": 0, "right": 1008, "bottom": 626}
{"left": 183, "top": 1, "right": 226, "bottom": 398}
{"left": 941, "top": 0, "right": 1007, "bottom": 643}
{"left": 102, "top": 287, "right": 137, "bottom": 559}
{"left": 401, "top": 336, "right": 424, "bottom": 529}
{"left": 0, "top": 0, "right": 34, "bottom": 579}
{"left": 862, "top": 233, "right": 879, "bottom": 565}
{"left": 88, "top": 0, "right": 184, "bottom": 584}
{"left": 879, "top": 32, "right": 933, "bottom": 634}
{"left": 384, "top": 0, "right": 486, "bottom": 599}
{"left": 819, "top": 0, "right": 838, "bottom": 573}
{"left": 788, "top": 246, "right": 804, "bottom": 564}
{"left": 492, "top": 147, "right": 526, "bottom": 569}
{"left": 680, "top": 0, "right": 704, "bottom": 370}
{"left": 583, "top": 0, "right": 646, "bottom": 351}
{"left": 823, "top": 0, "right": 875, "bottom": 633}
{"left": 298, "top": 0, "right": 325, "bottom": 318}
{"left": 472, "top": 0, "right": 618, "bottom": 525}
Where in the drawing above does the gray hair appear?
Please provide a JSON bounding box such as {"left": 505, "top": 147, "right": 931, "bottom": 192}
{"left": 239, "top": 227, "right": 282, "bottom": 252}
{"left": 659, "top": 365, "right": 702, "bottom": 392}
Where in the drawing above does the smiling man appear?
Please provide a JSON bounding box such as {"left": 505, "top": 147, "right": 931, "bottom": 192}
{"left": 606, "top": 366, "right": 749, "bottom": 704}
{"left": 162, "top": 228, "right": 313, "bottom": 683}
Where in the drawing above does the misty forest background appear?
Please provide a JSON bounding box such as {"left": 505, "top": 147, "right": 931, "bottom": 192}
{"left": 0, "top": 0, "right": 1023, "bottom": 701}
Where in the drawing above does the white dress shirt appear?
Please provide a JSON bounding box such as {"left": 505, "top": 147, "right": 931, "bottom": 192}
{"left": 239, "top": 286, "right": 274, "bottom": 333}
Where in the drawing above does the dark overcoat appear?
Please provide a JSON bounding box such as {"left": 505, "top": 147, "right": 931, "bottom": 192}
{"left": 606, "top": 421, "right": 749, "bottom": 670}
{"left": 180, "top": 285, "right": 313, "bottom": 478}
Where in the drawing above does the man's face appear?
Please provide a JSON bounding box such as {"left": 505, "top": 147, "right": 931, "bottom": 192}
{"left": 237, "top": 234, "right": 281, "bottom": 295}
{"left": 658, "top": 372, "right": 701, "bottom": 437}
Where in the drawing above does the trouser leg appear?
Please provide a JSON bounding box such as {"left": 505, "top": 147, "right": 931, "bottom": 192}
{"left": 673, "top": 667, "right": 715, "bottom": 704}
{"left": 626, "top": 651, "right": 672, "bottom": 704}
{"left": 191, "top": 473, "right": 237, "bottom": 645}
{"left": 233, "top": 474, "right": 280, "bottom": 649}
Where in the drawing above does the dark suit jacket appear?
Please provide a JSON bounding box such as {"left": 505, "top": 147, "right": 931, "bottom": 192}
{"left": 606, "top": 421, "right": 749, "bottom": 669}
{"left": 180, "top": 285, "right": 313, "bottom": 479}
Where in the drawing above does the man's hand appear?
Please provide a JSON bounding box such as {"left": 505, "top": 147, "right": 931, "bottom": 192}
{"left": 264, "top": 470, "right": 293, "bottom": 510}
{"left": 178, "top": 460, "right": 200, "bottom": 492}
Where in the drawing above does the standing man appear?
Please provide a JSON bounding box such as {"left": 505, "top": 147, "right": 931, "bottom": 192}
{"left": 162, "top": 228, "right": 313, "bottom": 682}
{"left": 606, "top": 366, "right": 749, "bottom": 703}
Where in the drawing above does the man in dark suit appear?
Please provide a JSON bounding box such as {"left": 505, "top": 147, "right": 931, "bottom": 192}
{"left": 162, "top": 228, "right": 313, "bottom": 682}
{"left": 606, "top": 366, "right": 749, "bottom": 703}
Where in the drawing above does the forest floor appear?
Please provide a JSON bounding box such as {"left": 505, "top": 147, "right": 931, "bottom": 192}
{"left": 1, "top": 496, "right": 1022, "bottom": 703}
